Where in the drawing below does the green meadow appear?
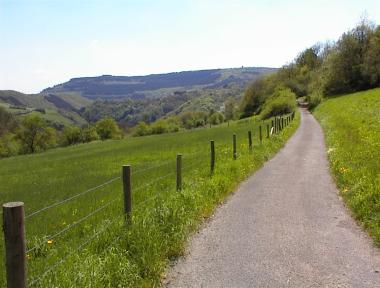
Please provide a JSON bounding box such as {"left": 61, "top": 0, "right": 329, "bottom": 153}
{"left": 314, "top": 88, "right": 380, "bottom": 244}
{"left": 0, "top": 114, "right": 299, "bottom": 287}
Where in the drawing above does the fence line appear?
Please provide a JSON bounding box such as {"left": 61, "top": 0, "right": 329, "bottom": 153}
{"left": 25, "top": 155, "right": 201, "bottom": 220}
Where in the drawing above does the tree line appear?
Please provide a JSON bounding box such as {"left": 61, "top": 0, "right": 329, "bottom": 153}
{"left": 0, "top": 97, "right": 239, "bottom": 157}
{"left": 240, "top": 18, "right": 380, "bottom": 116}
{"left": 0, "top": 107, "right": 122, "bottom": 158}
{"left": 133, "top": 98, "right": 238, "bottom": 136}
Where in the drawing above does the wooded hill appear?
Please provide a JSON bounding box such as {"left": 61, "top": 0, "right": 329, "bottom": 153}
{"left": 43, "top": 67, "right": 276, "bottom": 100}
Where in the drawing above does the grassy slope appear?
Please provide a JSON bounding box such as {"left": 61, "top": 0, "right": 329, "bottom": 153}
{"left": 0, "top": 90, "right": 89, "bottom": 126}
{"left": 314, "top": 88, "right": 380, "bottom": 244}
{"left": 0, "top": 114, "right": 299, "bottom": 287}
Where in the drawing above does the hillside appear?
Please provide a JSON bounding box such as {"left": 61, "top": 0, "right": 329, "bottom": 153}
{"left": 43, "top": 67, "right": 276, "bottom": 100}
{"left": 0, "top": 90, "right": 90, "bottom": 127}
{"left": 314, "top": 88, "right": 380, "bottom": 244}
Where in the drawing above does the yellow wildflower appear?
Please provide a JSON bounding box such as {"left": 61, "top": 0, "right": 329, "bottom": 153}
{"left": 47, "top": 240, "right": 53, "bottom": 245}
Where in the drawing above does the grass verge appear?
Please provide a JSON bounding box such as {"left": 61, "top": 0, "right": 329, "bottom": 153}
{"left": 314, "top": 88, "right": 380, "bottom": 244}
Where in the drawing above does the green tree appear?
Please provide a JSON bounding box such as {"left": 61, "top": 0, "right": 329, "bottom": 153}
{"left": 0, "top": 133, "right": 19, "bottom": 158}
{"left": 95, "top": 117, "right": 122, "bottom": 140}
{"left": 61, "top": 126, "right": 81, "bottom": 146}
{"left": 208, "top": 112, "right": 225, "bottom": 125}
{"left": 0, "top": 106, "right": 17, "bottom": 137}
{"left": 260, "top": 87, "right": 296, "bottom": 119}
{"left": 16, "top": 114, "right": 57, "bottom": 153}
{"left": 224, "top": 99, "right": 236, "bottom": 120}
{"left": 81, "top": 126, "right": 99, "bottom": 143}
{"left": 363, "top": 26, "right": 380, "bottom": 87}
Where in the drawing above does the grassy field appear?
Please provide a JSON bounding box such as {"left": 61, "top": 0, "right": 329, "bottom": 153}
{"left": 0, "top": 114, "right": 299, "bottom": 287}
{"left": 314, "top": 88, "right": 380, "bottom": 245}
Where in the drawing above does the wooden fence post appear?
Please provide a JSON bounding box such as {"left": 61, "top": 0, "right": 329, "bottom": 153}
{"left": 266, "top": 124, "right": 270, "bottom": 138}
{"left": 233, "top": 134, "right": 237, "bottom": 160}
{"left": 210, "top": 140, "right": 215, "bottom": 174}
{"left": 176, "top": 154, "right": 182, "bottom": 191}
{"left": 259, "top": 126, "right": 262, "bottom": 144}
{"left": 276, "top": 117, "right": 279, "bottom": 133}
{"left": 3, "top": 202, "right": 26, "bottom": 288}
{"left": 248, "top": 131, "right": 252, "bottom": 151}
{"left": 122, "top": 165, "right": 132, "bottom": 221}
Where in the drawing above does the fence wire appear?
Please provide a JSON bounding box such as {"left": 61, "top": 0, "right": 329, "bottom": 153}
{"left": 25, "top": 176, "right": 121, "bottom": 219}
{"left": 26, "top": 197, "right": 120, "bottom": 254}
{"left": 28, "top": 214, "right": 124, "bottom": 287}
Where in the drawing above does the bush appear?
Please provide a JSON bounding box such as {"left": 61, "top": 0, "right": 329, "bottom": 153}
{"left": 150, "top": 120, "right": 168, "bottom": 135}
{"left": 260, "top": 87, "right": 296, "bottom": 119}
{"left": 61, "top": 126, "right": 81, "bottom": 146}
{"left": 134, "top": 122, "right": 151, "bottom": 136}
{"left": 208, "top": 112, "right": 225, "bottom": 125}
{"left": 0, "top": 133, "right": 19, "bottom": 158}
{"left": 307, "top": 91, "right": 323, "bottom": 110}
{"left": 95, "top": 118, "right": 122, "bottom": 140}
{"left": 81, "top": 126, "right": 99, "bottom": 143}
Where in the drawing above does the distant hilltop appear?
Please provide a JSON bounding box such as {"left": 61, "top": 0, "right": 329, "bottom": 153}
{"left": 42, "top": 67, "right": 277, "bottom": 100}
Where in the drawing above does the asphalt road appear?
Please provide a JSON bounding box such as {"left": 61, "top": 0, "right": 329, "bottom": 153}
{"left": 166, "top": 108, "right": 380, "bottom": 288}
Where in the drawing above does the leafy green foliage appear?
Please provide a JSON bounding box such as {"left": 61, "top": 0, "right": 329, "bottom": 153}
{"left": 95, "top": 118, "right": 122, "bottom": 140}
{"left": 62, "top": 126, "right": 82, "bottom": 146}
{"left": 260, "top": 87, "right": 297, "bottom": 119}
{"left": 240, "top": 18, "right": 380, "bottom": 113}
{"left": 208, "top": 112, "right": 225, "bottom": 125}
{"left": 314, "top": 88, "right": 380, "bottom": 244}
{"left": 0, "top": 106, "right": 17, "bottom": 137}
{"left": 16, "top": 114, "right": 57, "bottom": 153}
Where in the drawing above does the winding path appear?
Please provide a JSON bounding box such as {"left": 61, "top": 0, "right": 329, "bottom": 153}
{"left": 166, "top": 108, "right": 380, "bottom": 287}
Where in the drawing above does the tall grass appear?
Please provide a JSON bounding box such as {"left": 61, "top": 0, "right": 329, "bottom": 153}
{"left": 314, "top": 88, "right": 380, "bottom": 244}
{"left": 0, "top": 114, "right": 299, "bottom": 287}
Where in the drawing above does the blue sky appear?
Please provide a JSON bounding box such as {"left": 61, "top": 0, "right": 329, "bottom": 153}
{"left": 1, "top": 0, "right": 379, "bottom": 93}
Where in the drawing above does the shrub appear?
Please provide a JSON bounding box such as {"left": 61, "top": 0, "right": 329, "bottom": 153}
{"left": 209, "top": 112, "right": 225, "bottom": 125}
{"left": 134, "top": 122, "right": 151, "bottom": 136}
{"left": 95, "top": 118, "right": 122, "bottom": 140}
{"left": 0, "top": 133, "right": 19, "bottom": 158}
{"left": 61, "top": 126, "right": 81, "bottom": 146}
{"left": 307, "top": 91, "right": 323, "bottom": 110}
{"left": 260, "top": 87, "right": 296, "bottom": 119}
{"left": 150, "top": 120, "right": 168, "bottom": 135}
{"left": 81, "top": 126, "right": 99, "bottom": 143}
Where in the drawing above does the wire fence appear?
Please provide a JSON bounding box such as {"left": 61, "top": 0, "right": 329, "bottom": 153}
{"left": 1, "top": 112, "right": 295, "bottom": 287}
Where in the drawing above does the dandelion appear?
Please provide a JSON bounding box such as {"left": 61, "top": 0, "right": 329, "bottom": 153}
{"left": 27, "top": 254, "right": 31, "bottom": 260}
{"left": 342, "top": 188, "right": 349, "bottom": 193}
{"left": 47, "top": 240, "right": 53, "bottom": 245}
{"left": 339, "top": 167, "right": 349, "bottom": 173}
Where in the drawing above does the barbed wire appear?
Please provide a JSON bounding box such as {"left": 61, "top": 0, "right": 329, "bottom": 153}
{"left": 26, "top": 197, "right": 120, "bottom": 254}
{"left": 25, "top": 176, "right": 121, "bottom": 219}
{"left": 28, "top": 214, "right": 124, "bottom": 287}
{"left": 132, "top": 158, "right": 175, "bottom": 176}
{"left": 134, "top": 171, "right": 175, "bottom": 193}
{"left": 23, "top": 152, "right": 202, "bottom": 220}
